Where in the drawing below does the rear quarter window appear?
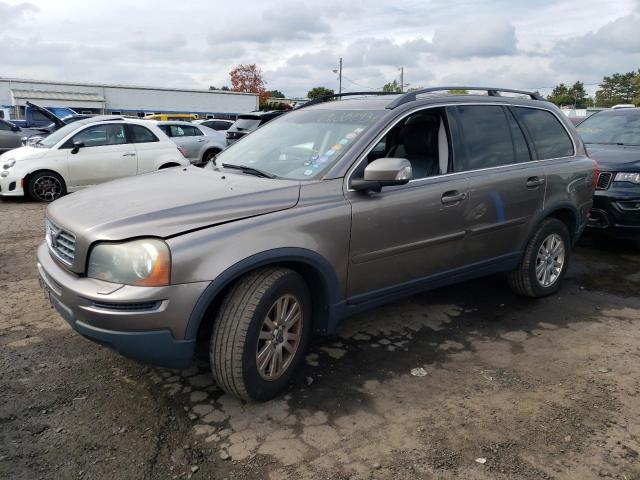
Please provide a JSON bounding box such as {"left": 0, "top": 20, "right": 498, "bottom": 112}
{"left": 513, "top": 107, "right": 574, "bottom": 159}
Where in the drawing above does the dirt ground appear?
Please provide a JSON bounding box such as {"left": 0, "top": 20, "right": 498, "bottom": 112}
{"left": 1, "top": 197, "right": 639, "bottom": 480}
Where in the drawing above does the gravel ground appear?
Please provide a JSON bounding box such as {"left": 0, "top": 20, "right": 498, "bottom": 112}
{"left": 1, "top": 197, "right": 639, "bottom": 480}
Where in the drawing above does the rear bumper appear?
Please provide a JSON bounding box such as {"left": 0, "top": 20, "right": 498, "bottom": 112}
{"left": 37, "top": 243, "right": 209, "bottom": 368}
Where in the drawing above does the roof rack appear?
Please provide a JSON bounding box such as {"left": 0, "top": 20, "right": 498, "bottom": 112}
{"left": 296, "top": 91, "right": 398, "bottom": 109}
{"left": 386, "top": 86, "right": 544, "bottom": 109}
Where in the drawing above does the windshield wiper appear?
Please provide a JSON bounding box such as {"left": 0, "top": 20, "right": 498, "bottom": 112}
{"left": 585, "top": 142, "right": 634, "bottom": 146}
{"left": 222, "top": 163, "right": 277, "bottom": 179}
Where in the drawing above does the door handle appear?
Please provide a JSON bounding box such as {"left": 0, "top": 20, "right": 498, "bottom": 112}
{"left": 441, "top": 191, "right": 468, "bottom": 204}
{"left": 526, "top": 176, "right": 545, "bottom": 188}
{"left": 197, "top": 139, "right": 206, "bottom": 142}
{"left": 122, "top": 152, "right": 136, "bottom": 157}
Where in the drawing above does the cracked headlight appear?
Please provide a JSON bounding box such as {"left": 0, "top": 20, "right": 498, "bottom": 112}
{"left": 88, "top": 238, "right": 170, "bottom": 286}
{"left": 614, "top": 172, "right": 640, "bottom": 184}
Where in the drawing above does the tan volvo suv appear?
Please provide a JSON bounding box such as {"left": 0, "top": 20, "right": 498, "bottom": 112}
{"left": 37, "top": 87, "right": 597, "bottom": 401}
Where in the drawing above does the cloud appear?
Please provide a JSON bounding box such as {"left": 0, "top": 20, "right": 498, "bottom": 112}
{"left": 207, "top": 3, "right": 331, "bottom": 44}
{"left": 346, "top": 38, "right": 431, "bottom": 68}
{"left": 432, "top": 17, "right": 518, "bottom": 58}
{"left": 0, "top": 1, "right": 37, "bottom": 27}
{"left": 555, "top": 14, "right": 640, "bottom": 55}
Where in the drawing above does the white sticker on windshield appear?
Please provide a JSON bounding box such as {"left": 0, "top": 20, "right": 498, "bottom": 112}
{"left": 303, "top": 169, "right": 313, "bottom": 176}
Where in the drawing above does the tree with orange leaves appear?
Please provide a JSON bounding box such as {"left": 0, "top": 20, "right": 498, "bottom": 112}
{"left": 229, "top": 64, "right": 269, "bottom": 105}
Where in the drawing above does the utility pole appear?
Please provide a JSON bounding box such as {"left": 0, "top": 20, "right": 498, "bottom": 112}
{"left": 399, "top": 66, "right": 404, "bottom": 93}
{"left": 333, "top": 58, "right": 343, "bottom": 95}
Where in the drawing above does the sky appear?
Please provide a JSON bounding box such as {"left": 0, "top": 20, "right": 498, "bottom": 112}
{"left": 1, "top": 0, "right": 639, "bottom": 98}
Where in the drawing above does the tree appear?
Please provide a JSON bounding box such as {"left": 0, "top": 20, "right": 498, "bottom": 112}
{"left": 547, "top": 83, "right": 572, "bottom": 106}
{"left": 382, "top": 80, "right": 402, "bottom": 93}
{"left": 267, "top": 90, "right": 285, "bottom": 99}
{"left": 595, "top": 71, "right": 640, "bottom": 107}
{"left": 209, "top": 85, "right": 231, "bottom": 91}
{"left": 307, "top": 86, "right": 334, "bottom": 99}
{"left": 567, "top": 81, "right": 587, "bottom": 108}
{"left": 229, "top": 64, "right": 268, "bottom": 104}
{"left": 447, "top": 89, "right": 469, "bottom": 94}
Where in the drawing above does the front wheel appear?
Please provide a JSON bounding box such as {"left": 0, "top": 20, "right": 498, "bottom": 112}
{"left": 508, "top": 218, "right": 571, "bottom": 297}
{"left": 210, "top": 268, "right": 311, "bottom": 401}
{"left": 27, "top": 171, "right": 66, "bottom": 202}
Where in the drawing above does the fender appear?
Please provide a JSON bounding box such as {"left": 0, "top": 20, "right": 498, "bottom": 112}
{"left": 523, "top": 201, "right": 581, "bottom": 253}
{"left": 184, "top": 247, "right": 343, "bottom": 340}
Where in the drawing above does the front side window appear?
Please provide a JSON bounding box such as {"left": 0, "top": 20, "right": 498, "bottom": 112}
{"left": 451, "top": 105, "right": 526, "bottom": 172}
{"left": 356, "top": 107, "right": 450, "bottom": 180}
{"left": 213, "top": 108, "right": 385, "bottom": 180}
{"left": 0, "top": 120, "right": 12, "bottom": 131}
{"left": 513, "top": 107, "right": 574, "bottom": 159}
{"left": 577, "top": 111, "right": 640, "bottom": 146}
{"left": 68, "top": 124, "right": 127, "bottom": 148}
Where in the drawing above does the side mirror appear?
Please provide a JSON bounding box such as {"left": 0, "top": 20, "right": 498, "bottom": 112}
{"left": 71, "top": 141, "right": 85, "bottom": 154}
{"left": 11, "top": 125, "right": 20, "bottom": 132}
{"left": 351, "top": 158, "right": 412, "bottom": 192}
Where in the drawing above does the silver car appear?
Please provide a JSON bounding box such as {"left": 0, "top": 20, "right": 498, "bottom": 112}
{"left": 36, "top": 87, "right": 595, "bottom": 402}
{"left": 157, "top": 121, "right": 226, "bottom": 166}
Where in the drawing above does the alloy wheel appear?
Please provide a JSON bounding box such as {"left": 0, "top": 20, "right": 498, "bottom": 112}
{"left": 33, "top": 175, "right": 63, "bottom": 202}
{"left": 256, "top": 294, "right": 302, "bottom": 381}
{"left": 535, "top": 233, "right": 565, "bottom": 287}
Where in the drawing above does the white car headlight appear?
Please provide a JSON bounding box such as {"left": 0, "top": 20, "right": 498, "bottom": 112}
{"left": 614, "top": 172, "right": 640, "bottom": 184}
{"left": 87, "top": 239, "right": 170, "bottom": 286}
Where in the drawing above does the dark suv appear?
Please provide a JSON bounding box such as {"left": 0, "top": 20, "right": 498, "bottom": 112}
{"left": 37, "top": 87, "right": 596, "bottom": 401}
{"left": 225, "top": 110, "right": 285, "bottom": 145}
{"left": 577, "top": 108, "right": 640, "bottom": 245}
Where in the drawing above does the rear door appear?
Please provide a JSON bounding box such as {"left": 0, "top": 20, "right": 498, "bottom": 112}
{"left": 446, "top": 104, "right": 545, "bottom": 264}
{"left": 64, "top": 123, "right": 137, "bottom": 187}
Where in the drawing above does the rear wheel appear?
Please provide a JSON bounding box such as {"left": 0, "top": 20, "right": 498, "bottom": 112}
{"left": 202, "top": 149, "right": 220, "bottom": 166}
{"left": 210, "top": 268, "right": 311, "bottom": 401}
{"left": 508, "top": 218, "right": 571, "bottom": 297}
{"left": 27, "top": 171, "right": 66, "bottom": 202}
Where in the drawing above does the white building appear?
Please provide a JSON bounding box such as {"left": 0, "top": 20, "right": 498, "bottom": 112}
{"left": 0, "top": 77, "right": 259, "bottom": 120}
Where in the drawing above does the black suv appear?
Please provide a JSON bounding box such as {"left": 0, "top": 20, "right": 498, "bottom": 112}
{"left": 577, "top": 108, "right": 640, "bottom": 245}
{"left": 225, "top": 110, "right": 285, "bottom": 145}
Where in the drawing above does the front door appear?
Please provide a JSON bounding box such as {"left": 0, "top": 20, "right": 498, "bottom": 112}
{"left": 345, "top": 107, "right": 471, "bottom": 300}
{"left": 64, "top": 123, "right": 137, "bottom": 188}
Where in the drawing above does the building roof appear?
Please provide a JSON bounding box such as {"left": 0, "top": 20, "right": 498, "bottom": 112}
{"left": 0, "top": 77, "right": 258, "bottom": 97}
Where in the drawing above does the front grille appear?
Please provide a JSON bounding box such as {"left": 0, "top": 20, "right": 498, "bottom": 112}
{"left": 46, "top": 219, "right": 76, "bottom": 265}
{"left": 596, "top": 172, "right": 613, "bottom": 190}
{"left": 90, "top": 300, "right": 161, "bottom": 312}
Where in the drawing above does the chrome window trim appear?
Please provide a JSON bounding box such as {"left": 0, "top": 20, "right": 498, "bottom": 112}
{"left": 345, "top": 101, "right": 578, "bottom": 192}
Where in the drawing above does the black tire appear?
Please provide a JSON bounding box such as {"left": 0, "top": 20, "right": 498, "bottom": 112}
{"left": 210, "top": 267, "right": 311, "bottom": 401}
{"left": 508, "top": 218, "right": 571, "bottom": 298}
{"left": 27, "top": 170, "right": 67, "bottom": 202}
{"left": 202, "top": 149, "right": 220, "bottom": 166}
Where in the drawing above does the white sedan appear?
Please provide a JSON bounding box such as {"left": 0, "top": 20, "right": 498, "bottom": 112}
{"left": 0, "top": 117, "right": 190, "bottom": 202}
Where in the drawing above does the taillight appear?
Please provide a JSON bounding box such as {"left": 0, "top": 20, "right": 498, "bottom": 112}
{"left": 177, "top": 146, "right": 188, "bottom": 158}
{"left": 592, "top": 159, "right": 599, "bottom": 191}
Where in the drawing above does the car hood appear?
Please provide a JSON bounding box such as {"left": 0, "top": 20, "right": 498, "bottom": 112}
{"left": 26, "top": 101, "right": 66, "bottom": 129}
{"left": 0, "top": 146, "right": 49, "bottom": 161}
{"left": 587, "top": 144, "right": 640, "bottom": 171}
{"left": 46, "top": 167, "right": 301, "bottom": 270}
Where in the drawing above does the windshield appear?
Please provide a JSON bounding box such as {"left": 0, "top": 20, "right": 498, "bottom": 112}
{"left": 577, "top": 111, "right": 640, "bottom": 146}
{"left": 213, "top": 109, "right": 385, "bottom": 180}
{"left": 38, "top": 122, "right": 85, "bottom": 148}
